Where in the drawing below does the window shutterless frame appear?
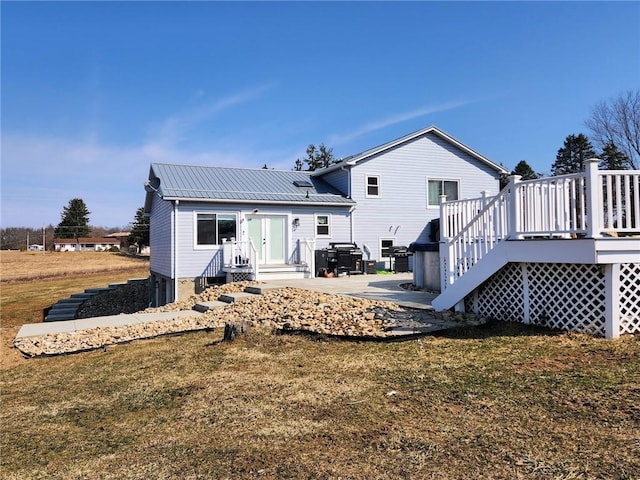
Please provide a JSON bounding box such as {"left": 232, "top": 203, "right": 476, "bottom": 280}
{"left": 426, "top": 178, "right": 460, "bottom": 207}
{"left": 365, "top": 175, "right": 380, "bottom": 197}
{"left": 315, "top": 213, "right": 331, "bottom": 237}
{"left": 194, "top": 212, "right": 238, "bottom": 249}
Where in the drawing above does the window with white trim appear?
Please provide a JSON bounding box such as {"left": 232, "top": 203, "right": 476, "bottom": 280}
{"left": 427, "top": 179, "right": 459, "bottom": 206}
{"left": 195, "top": 213, "right": 237, "bottom": 246}
{"left": 366, "top": 175, "right": 380, "bottom": 197}
{"left": 315, "top": 214, "right": 331, "bottom": 236}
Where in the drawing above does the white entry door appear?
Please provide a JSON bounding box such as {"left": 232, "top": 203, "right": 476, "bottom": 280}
{"left": 247, "top": 215, "right": 286, "bottom": 264}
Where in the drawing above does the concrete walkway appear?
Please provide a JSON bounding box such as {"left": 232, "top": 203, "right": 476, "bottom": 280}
{"left": 264, "top": 273, "right": 437, "bottom": 310}
{"left": 16, "top": 273, "right": 435, "bottom": 340}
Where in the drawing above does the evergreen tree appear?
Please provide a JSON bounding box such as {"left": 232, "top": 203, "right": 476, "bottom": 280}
{"left": 294, "top": 143, "right": 337, "bottom": 171}
{"left": 599, "top": 141, "right": 631, "bottom": 170}
{"left": 54, "top": 198, "right": 91, "bottom": 238}
{"left": 128, "top": 207, "right": 150, "bottom": 253}
{"left": 551, "top": 134, "right": 596, "bottom": 175}
{"left": 511, "top": 160, "right": 539, "bottom": 180}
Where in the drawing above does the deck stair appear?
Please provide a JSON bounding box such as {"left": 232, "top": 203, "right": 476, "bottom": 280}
{"left": 431, "top": 160, "right": 640, "bottom": 338}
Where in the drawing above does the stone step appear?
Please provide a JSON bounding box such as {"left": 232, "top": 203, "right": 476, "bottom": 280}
{"left": 218, "top": 292, "right": 259, "bottom": 304}
{"left": 85, "top": 287, "right": 112, "bottom": 294}
{"left": 57, "top": 298, "right": 86, "bottom": 305}
{"left": 48, "top": 306, "right": 78, "bottom": 314}
{"left": 244, "top": 285, "right": 282, "bottom": 295}
{"left": 70, "top": 293, "right": 95, "bottom": 300}
{"left": 44, "top": 313, "right": 76, "bottom": 322}
{"left": 193, "top": 300, "right": 229, "bottom": 313}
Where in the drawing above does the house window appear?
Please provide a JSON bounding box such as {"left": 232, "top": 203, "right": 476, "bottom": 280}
{"left": 315, "top": 214, "right": 331, "bottom": 236}
{"left": 427, "top": 179, "right": 459, "bottom": 206}
{"left": 366, "top": 175, "right": 380, "bottom": 197}
{"left": 380, "top": 239, "right": 394, "bottom": 258}
{"left": 196, "top": 213, "right": 237, "bottom": 246}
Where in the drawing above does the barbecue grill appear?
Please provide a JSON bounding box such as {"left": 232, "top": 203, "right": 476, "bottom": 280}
{"left": 389, "top": 246, "right": 410, "bottom": 273}
{"left": 315, "top": 243, "right": 363, "bottom": 276}
{"left": 330, "top": 242, "right": 363, "bottom": 275}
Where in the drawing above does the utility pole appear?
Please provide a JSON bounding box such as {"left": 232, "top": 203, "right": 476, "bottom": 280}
{"left": 42, "top": 226, "right": 46, "bottom": 253}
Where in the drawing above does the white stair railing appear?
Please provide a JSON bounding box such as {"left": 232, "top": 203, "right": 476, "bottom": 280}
{"left": 297, "top": 238, "right": 316, "bottom": 275}
{"left": 440, "top": 185, "right": 511, "bottom": 291}
{"left": 222, "top": 239, "right": 259, "bottom": 279}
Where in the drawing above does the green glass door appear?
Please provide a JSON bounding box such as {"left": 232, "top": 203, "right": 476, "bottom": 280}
{"left": 246, "top": 215, "right": 286, "bottom": 265}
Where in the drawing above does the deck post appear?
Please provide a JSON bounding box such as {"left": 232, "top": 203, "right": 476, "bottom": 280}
{"left": 439, "top": 194, "right": 449, "bottom": 240}
{"left": 439, "top": 194, "right": 452, "bottom": 292}
{"left": 585, "top": 158, "right": 602, "bottom": 239}
{"left": 604, "top": 263, "right": 621, "bottom": 338}
{"left": 507, "top": 175, "right": 522, "bottom": 240}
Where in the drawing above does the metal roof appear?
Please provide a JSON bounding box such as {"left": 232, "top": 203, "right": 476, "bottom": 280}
{"left": 147, "top": 163, "right": 355, "bottom": 206}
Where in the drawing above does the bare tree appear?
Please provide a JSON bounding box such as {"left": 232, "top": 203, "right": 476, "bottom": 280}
{"left": 586, "top": 90, "right": 640, "bottom": 169}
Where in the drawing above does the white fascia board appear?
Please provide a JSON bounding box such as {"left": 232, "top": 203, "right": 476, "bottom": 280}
{"left": 161, "top": 196, "right": 355, "bottom": 207}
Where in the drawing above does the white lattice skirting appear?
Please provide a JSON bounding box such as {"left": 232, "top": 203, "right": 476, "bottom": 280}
{"left": 465, "top": 262, "right": 640, "bottom": 338}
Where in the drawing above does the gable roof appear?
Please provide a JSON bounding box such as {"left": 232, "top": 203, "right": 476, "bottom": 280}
{"left": 312, "top": 125, "right": 508, "bottom": 176}
{"left": 145, "top": 163, "right": 355, "bottom": 211}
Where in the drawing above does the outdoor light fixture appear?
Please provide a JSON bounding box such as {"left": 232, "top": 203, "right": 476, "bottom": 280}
{"left": 293, "top": 218, "right": 300, "bottom": 228}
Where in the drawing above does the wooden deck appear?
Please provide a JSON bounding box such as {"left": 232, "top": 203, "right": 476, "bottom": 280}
{"left": 433, "top": 159, "right": 640, "bottom": 338}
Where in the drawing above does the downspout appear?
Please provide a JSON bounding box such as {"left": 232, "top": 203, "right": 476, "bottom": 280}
{"left": 173, "top": 200, "right": 179, "bottom": 302}
{"left": 342, "top": 165, "right": 355, "bottom": 243}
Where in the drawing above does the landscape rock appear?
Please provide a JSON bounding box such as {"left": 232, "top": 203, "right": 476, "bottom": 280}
{"left": 14, "top": 282, "right": 487, "bottom": 357}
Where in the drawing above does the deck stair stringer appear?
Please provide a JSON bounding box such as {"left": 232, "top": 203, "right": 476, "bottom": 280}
{"left": 432, "top": 242, "right": 509, "bottom": 311}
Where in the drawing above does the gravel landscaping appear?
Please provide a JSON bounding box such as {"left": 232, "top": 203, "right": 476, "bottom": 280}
{"left": 14, "top": 282, "right": 486, "bottom": 357}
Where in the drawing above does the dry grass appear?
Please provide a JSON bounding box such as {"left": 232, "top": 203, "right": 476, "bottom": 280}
{"left": 1, "top": 250, "right": 149, "bottom": 283}
{"left": 1, "top": 325, "right": 639, "bottom": 479}
{"left": 1, "top": 252, "right": 638, "bottom": 478}
{"left": 0, "top": 251, "right": 149, "bottom": 369}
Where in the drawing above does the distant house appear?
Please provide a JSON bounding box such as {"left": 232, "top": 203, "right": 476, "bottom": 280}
{"left": 144, "top": 125, "right": 506, "bottom": 305}
{"left": 106, "top": 232, "right": 131, "bottom": 251}
{"left": 28, "top": 244, "right": 44, "bottom": 251}
{"left": 53, "top": 237, "right": 121, "bottom": 252}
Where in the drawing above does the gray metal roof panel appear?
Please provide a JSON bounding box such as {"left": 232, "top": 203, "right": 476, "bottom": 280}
{"left": 150, "top": 163, "right": 355, "bottom": 205}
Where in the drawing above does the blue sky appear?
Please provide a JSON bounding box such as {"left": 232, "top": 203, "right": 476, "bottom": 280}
{"left": 2, "top": 1, "right": 639, "bottom": 229}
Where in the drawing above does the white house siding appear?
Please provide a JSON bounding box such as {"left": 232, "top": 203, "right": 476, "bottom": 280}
{"left": 173, "top": 202, "right": 352, "bottom": 279}
{"left": 149, "top": 197, "right": 173, "bottom": 278}
{"left": 348, "top": 132, "right": 500, "bottom": 263}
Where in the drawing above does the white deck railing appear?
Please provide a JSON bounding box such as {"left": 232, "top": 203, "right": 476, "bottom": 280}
{"left": 297, "top": 238, "right": 316, "bottom": 274}
{"left": 600, "top": 170, "right": 640, "bottom": 232}
{"left": 440, "top": 159, "right": 640, "bottom": 290}
{"left": 440, "top": 186, "right": 511, "bottom": 290}
{"left": 222, "top": 239, "right": 258, "bottom": 279}
{"left": 515, "top": 173, "right": 587, "bottom": 237}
